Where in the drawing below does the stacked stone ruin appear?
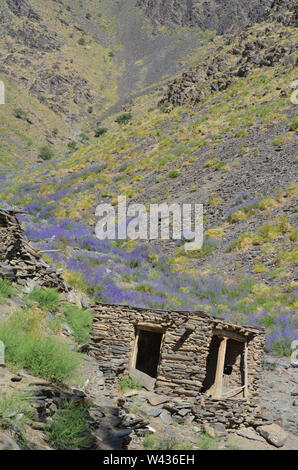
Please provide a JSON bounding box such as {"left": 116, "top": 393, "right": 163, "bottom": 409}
{"left": 0, "top": 204, "right": 68, "bottom": 290}
{"left": 89, "top": 303, "right": 266, "bottom": 429}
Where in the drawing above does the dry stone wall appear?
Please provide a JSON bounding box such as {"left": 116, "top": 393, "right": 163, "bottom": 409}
{"left": 89, "top": 303, "right": 265, "bottom": 399}
{"left": 0, "top": 205, "right": 69, "bottom": 290}
{"left": 193, "top": 397, "right": 264, "bottom": 429}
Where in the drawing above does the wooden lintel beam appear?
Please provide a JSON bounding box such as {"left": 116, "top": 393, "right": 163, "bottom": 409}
{"left": 214, "top": 328, "right": 246, "bottom": 342}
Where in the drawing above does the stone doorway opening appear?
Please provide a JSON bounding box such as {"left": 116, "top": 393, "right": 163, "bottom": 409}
{"left": 134, "top": 329, "right": 163, "bottom": 378}
{"left": 223, "top": 339, "right": 245, "bottom": 395}
{"left": 202, "top": 331, "right": 248, "bottom": 399}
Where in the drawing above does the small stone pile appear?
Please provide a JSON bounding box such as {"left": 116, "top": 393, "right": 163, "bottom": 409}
{"left": 0, "top": 204, "right": 69, "bottom": 291}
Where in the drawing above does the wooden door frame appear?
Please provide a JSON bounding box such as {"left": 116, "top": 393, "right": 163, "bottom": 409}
{"left": 129, "top": 323, "right": 165, "bottom": 371}
{"left": 211, "top": 331, "right": 248, "bottom": 399}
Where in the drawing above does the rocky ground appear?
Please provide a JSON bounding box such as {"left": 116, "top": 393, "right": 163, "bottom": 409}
{"left": 259, "top": 355, "right": 298, "bottom": 435}
{"left": 1, "top": 352, "right": 297, "bottom": 451}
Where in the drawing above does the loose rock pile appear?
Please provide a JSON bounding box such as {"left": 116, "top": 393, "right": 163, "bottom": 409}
{"left": 0, "top": 205, "right": 69, "bottom": 291}
{"left": 118, "top": 390, "right": 290, "bottom": 448}
{"left": 119, "top": 393, "right": 270, "bottom": 430}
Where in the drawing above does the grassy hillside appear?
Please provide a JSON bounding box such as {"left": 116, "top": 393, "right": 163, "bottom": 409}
{"left": 0, "top": 1, "right": 297, "bottom": 356}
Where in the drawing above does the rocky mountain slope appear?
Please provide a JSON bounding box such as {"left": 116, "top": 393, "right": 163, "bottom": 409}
{"left": 0, "top": 0, "right": 215, "bottom": 168}
{"left": 139, "top": 0, "right": 273, "bottom": 33}
{"left": 0, "top": 0, "right": 297, "bottom": 451}
{"left": 160, "top": 2, "right": 297, "bottom": 108}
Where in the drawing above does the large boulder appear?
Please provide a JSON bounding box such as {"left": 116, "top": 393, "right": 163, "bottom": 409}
{"left": 257, "top": 423, "right": 287, "bottom": 448}
{"left": 127, "top": 368, "right": 156, "bottom": 391}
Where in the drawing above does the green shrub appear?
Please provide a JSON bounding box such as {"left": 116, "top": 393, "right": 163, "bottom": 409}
{"left": 289, "top": 228, "right": 298, "bottom": 242}
{"left": 78, "top": 37, "right": 86, "bottom": 46}
{"left": 286, "top": 184, "right": 298, "bottom": 197}
{"left": 115, "top": 113, "right": 132, "bottom": 125}
{"left": 228, "top": 232, "right": 256, "bottom": 252}
{"left": 276, "top": 246, "right": 298, "bottom": 265}
{"left": 118, "top": 375, "right": 142, "bottom": 393}
{"left": 271, "top": 337, "right": 293, "bottom": 357}
{"left": 79, "top": 132, "right": 90, "bottom": 142}
{"left": 0, "top": 312, "right": 81, "bottom": 384}
{"left": 0, "top": 390, "right": 34, "bottom": 429}
{"left": 167, "top": 169, "right": 180, "bottom": 178}
{"left": 262, "top": 360, "right": 277, "bottom": 371}
{"left": 143, "top": 433, "right": 191, "bottom": 450}
{"left": 258, "top": 216, "right": 292, "bottom": 242}
{"left": 48, "top": 401, "right": 90, "bottom": 449}
{"left": 185, "top": 239, "right": 217, "bottom": 259}
{"left": 158, "top": 101, "right": 171, "bottom": 113}
{"left": 26, "top": 287, "right": 60, "bottom": 312}
{"left": 94, "top": 127, "right": 107, "bottom": 137}
{"left": 197, "top": 432, "right": 218, "bottom": 450}
{"left": 39, "top": 145, "right": 54, "bottom": 161}
{"left": 0, "top": 278, "right": 17, "bottom": 303}
{"left": 14, "top": 108, "right": 27, "bottom": 119}
{"left": 63, "top": 304, "right": 93, "bottom": 343}
{"left": 205, "top": 158, "right": 226, "bottom": 170}
{"left": 253, "top": 263, "right": 267, "bottom": 273}
{"left": 272, "top": 135, "right": 286, "bottom": 146}
{"left": 289, "top": 116, "right": 298, "bottom": 131}
{"left": 67, "top": 141, "right": 77, "bottom": 150}
{"left": 235, "top": 129, "right": 248, "bottom": 137}
{"left": 209, "top": 195, "right": 223, "bottom": 206}
{"left": 259, "top": 198, "right": 278, "bottom": 210}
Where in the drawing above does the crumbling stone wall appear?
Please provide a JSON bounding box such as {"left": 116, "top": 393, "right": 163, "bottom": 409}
{"left": 0, "top": 207, "right": 23, "bottom": 263}
{"left": 89, "top": 303, "right": 265, "bottom": 399}
{"left": 0, "top": 205, "right": 68, "bottom": 290}
{"left": 193, "top": 397, "right": 265, "bottom": 429}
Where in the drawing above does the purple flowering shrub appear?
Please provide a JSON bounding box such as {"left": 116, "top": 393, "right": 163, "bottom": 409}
{"left": 225, "top": 192, "right": 260, "bottom": 222}
{"left": 1, "top": 167, "right": 296, "bottom": 357}
{"left": 246, "top": 310, "right": 298, "bottom": 356}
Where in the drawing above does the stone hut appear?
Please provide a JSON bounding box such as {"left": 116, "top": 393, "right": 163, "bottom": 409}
{"left": 89, "top": 303, "right": 265, "bottom": 401}
{"left": 0, "top": 204, "right": 68, "bottom": 290}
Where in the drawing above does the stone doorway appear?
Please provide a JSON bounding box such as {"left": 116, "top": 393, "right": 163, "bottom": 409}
{"left": 134, "top": 329, "right": 163, "bottom": 378}
{"left": 222, "top": 339, "right": 245, "bottom": 395}
{"left": 202, "top": 331, "right": 248, "bottom": 399}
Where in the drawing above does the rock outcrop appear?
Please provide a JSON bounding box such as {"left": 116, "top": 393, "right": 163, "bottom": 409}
{"left": 6, "top": 0, "right": 40, "bottom": 20}
{"left": 159, "top": 2, "right": 297, "bottom": 108}
{"left": 139, "top": 0, "right": 273, "bottom": 34}
{"left": 0, "top": 204, "right": 69, "bottom": 290}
